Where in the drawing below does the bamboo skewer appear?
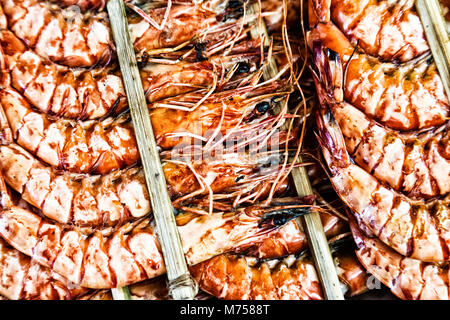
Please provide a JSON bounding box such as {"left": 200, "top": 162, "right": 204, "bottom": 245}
{"left": 106, "top": 0, "right": 197, "bottom": 300}
{"left": 111, "top": 285, "right": 132, "bottom": 300}
{"left": 416, "top": 0, "right": 450, "bottom": 100}
{"left": 248, "top": 3, "right": 344, "bottom": 300}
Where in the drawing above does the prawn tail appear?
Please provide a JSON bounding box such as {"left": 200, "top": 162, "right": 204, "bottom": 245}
{"left": 311, "top": 41, "right": 343, "bottom": 104}
{"left": 347, "top": 213, "right": 366, "bottom": 251}
{"left": 315, "top": 106, "right": 350, "bottom": 171}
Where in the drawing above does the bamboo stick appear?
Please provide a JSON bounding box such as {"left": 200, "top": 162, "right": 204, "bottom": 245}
{"left": 111, "top": 286, "right": 132, "bottom": 300}
{"left": 248, "top": 3, "right": 344, "bottom": 300}
{"left": 416, "top": 0, "right": 450, "bottom": 100}
{"left": 106, "top": 0, "right": 197, "bottom": 300}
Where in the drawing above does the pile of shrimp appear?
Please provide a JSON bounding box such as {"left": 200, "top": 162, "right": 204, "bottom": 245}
{"left": 0, "top": 0, "right": 378, "bottom": 301}
{"left": 309, "top": 0, "right": 450, "bottom": 300}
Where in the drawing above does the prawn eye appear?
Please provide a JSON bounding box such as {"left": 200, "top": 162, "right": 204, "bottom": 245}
{"left": 194, "top": 42, "right": 207, "bottom": 62}
{"left": 256, "top": 101, "right": 270, "bottom": 113}
{"left": 228, "top": 0, "right": 242, "bottom": 8}
{"left": 327, "top": 49, "right": 340, "bottom": 62}
{"left": 236, "top": 62, "right": 250, "bottom": 73}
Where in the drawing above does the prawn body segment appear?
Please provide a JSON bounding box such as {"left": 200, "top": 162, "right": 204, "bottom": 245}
{"left": 0, "top": 237, "right": 90, "bottom": 300}
{"left": 0, "top": 30, "right": 126, "bottom": 121}
{"left": 1, "top": 0, "right": 112, "bottom": 68}
{"left": 350, "top": 216, "right": 450, "bottom": 300}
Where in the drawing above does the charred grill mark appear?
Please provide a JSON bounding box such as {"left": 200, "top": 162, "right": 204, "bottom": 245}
{"left": 429, "top": 204, "right": 449, "bottom": 261}
{"left": 341, "top": 0, "right": 372, "bottom": 40}
{"left": 375, "top": 186, "right": 397, "bottom": 238}
{"left": 423, "top": 139, "right": 441, "bottom": 197}
{"left": 408, "top": 205, "right": 420, "bottom": 258}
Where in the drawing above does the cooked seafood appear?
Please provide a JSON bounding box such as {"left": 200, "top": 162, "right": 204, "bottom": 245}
{"left": 51, "top": 0, "right": 105, "bottom": 11}
{"left": 0, "top": 74, "right": 290, "bottom": 174}
{"left": 0, "top": 237, "right": 90, "bottom": 300}
{"left": 128, "top": 0, "right": 255, "bottom": 60}
{"left": 0, "top": 143, "right": 150, "bottom": 228}
{"left": 309, "top": 0, "right": 429, "bottom": 62}
{"left": 0, "top": 28, "right": 273, "bottom": 120}
{"left": 312, "top": 47, "right": 450, "bottom": 198}
{"left": 308, "top": 22, "right": 449, "bottom": 131}
{"left": 0, "top": 30, "right": 126, "bottom": 120}
{"left": 316, "top": 101, "right": 450, "bottom": 263}
{"left": 0, "top": 169, "right": 312, "bottom": 288}
{"left": 140, "top": 40, "right": 266, "bottom": 103}
{"left": 1, "top": 0, "right": 112, "bottom": 68}
{"left": 350, "top": 215, "right": 450, "bottom": 300}
{"left": 0, "top": 84, "right": 137, "bottom": 175}
{"left": 191, "top": 253, "right": 323, "bottom": 300}
{"left": 233, "top": 210, "right": 347, "bottom": 259}
{"left": 0, "top": 140, "right": 298, "bottom": 227}
{"left": 150, "top": 79, "right": 292, "bottom": 147}
{"left": 190, "top": 239, "right": 369, "bottom": 300}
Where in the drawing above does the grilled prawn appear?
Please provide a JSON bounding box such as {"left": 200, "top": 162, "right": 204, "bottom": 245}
{"left": 312, "top": 46, "right": 450, "bottom": 198}
{"left": 0, "top": 139, "right": 298, "bottom": 227}
{"left": 0, "top": 237, "right": 91, "bottom": 300}
{"left": 0, "top": 85, "right": 138, "bottom": 175}
{"left": 0, "top": 30, "right": 268, "bottom": 120}
{"left": 309, "top": 0, "right": 429, "bottom": 62}
{"left": 0, "top": 75, "right": 290, "bottom": 174}
{"left": 128, "top": 0, "right": 256, "bottom": 60}
{"left": 0, "top": 30, "right": 126, "bottom": 120}
{"left": 190, "top": 238, "right": 369, "bottom": 300}
{"left": 316, "top": 103, "right": 450, "bottom": 263}
{"left": 1, "top": 0, "right": 112, "bottom": 68}
{"left": 308, "top": 22, "right": 449, "bottom": 131}
{"left": 350, "top": 216, "right": 450, "bottom": 300}
{"left": 0, "top": 177, "right": 314, "bottom": 288}
{"left": 0, "top": 143, "right": 150, "bottom": 228}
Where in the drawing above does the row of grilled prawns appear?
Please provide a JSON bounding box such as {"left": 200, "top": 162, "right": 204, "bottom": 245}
{"left": 310, "top": 0, "right": 450, "bottom": 299}
{"left": 0, "top": 0, "right": 373, "bottom": 300}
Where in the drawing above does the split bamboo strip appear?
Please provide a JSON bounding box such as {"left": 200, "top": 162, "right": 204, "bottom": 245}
{"left": 106, "top": 0, "right": 197, "bottom": 300}
{"left": 416, "top": 0, "right": 450, "bottom": 100}
{"left": 248, "top": 3, "right": 344, "bottom": 300}
{"left": 111, "top": 286, "right": 131, "bottom": 300}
